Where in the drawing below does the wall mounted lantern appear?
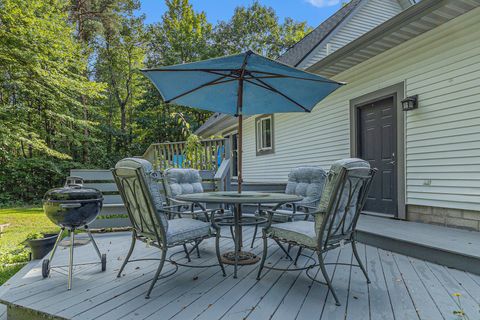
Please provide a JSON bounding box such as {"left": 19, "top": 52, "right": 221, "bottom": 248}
{"left": 401, "top": 95, "right": 418, "bottom": 111}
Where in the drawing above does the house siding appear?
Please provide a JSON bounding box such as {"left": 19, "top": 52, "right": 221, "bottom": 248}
{"left": 241, "top": 7, "right": 480, "bottom": 213}
{"left": 298, "top": 0, "right": 403, "bottom": 69}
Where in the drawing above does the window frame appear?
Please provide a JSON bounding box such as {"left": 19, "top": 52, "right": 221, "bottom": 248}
{"left": 255, "top": 114, "right": 274, "bottom": 156}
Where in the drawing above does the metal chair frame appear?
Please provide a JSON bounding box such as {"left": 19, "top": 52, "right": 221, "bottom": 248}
{"left": 256, "top": 166, "right": 377, "bottom": 306}
{"left": 112, "top": 166, "right": 226, "bottom": 299}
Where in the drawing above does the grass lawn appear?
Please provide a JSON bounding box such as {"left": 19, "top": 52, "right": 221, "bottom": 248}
{"left": 0, "top": 207, "right": 59, "bottom": 285}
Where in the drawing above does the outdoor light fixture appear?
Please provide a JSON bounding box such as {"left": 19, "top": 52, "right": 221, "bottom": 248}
{"left": 401, "top": 95, "right": 418, "bottom": 111}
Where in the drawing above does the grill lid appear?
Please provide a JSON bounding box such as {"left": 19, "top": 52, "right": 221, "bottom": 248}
{"left": 43, "top": 177, "right": 103, "bottom": 202}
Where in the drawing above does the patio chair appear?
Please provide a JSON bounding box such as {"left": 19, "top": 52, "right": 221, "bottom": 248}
{"left": 256, "top": 158, "right": 376, "bottom": 306}
{"left": 251, "top": 166, "right": 327, "bottom": 248}
{"left": 112, "top": 158, "right": 225, "bottom": 299}
{"left": 163, "top": 168, "right": 216, "bottom": 220}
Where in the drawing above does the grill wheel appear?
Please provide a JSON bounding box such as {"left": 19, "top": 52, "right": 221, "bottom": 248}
{"left": 101, "top": 254, "right": 107, "bottom": 271}
{"left": 42, "top": 259, "right": 50, "bottom": 278}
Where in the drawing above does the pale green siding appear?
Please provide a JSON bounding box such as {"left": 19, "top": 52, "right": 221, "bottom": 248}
{"left": 299, "top": 0, "right": 404, "bottom": 69}
{"left": 241, "top": 7, "right": 480, "bottom": 211}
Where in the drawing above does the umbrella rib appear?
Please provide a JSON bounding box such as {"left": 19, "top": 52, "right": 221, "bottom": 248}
{"left": 247, "top": 78, "right": 310, "bottom": 112}
{"left": 164, "top": 74, "right": 230, "bottom": 103}
{"left": 205, "top": 70, "right": 239, "bottom": 79}
{"left": 143, "top": 68, "right": 239, "bottom": 72}
{"left": 246, "top": 70, "right": 342, "bottom": 84}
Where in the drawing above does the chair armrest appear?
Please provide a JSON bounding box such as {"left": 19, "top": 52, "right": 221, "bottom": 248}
{"left": 160, "top": 205, "right": 189, "bottom": 217}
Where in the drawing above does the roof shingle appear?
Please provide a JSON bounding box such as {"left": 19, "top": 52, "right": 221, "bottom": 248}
{"left": 276, "top": 0, "right": 362, "bottom": 67}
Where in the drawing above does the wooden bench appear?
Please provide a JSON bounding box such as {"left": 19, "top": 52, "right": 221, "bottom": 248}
{"left": 70, "top": 169, "right": 130, "bottom": 229}
{"left": 70, "top": 168, "right": 220, "bottom": 229}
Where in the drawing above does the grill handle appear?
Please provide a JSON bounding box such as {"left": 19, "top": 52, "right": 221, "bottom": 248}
{"left": 60, "top": 203, "right": 82, "bottom": 209}
{"left": 65, "top": 176, "right": 84, "bottom": 188}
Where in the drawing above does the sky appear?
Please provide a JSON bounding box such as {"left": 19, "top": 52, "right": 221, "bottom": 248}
{"left": 137, "top": 0, "right": 344, "bottom": 27}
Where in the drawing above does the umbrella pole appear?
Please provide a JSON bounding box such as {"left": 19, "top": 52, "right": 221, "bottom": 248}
{"left": 237, "top": 114, "right": 243, "bottom": 193}
{"left": 236, "top": 71, "right": 244, "bottom": 194}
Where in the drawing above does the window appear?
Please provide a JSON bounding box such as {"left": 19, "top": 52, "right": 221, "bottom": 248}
{"left": 256, "top": 115, "right": 274, "bottom": 155}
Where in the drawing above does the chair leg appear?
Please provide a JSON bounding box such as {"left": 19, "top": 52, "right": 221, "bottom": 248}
{"left": 318, "top": 252, "right": 341, "bottom": 306}
{"left": 352, "top": 241, "right": 370, "bottom": 283}
{"left": 287, "top": 243, "right": 292, "bottom": 254}
{"left": 187, "top": 240, "right": 202, "bottom": 258}
{"left": 230, "top": 226, "right": 235, "bottom": 241}
{"left": 294, "top": 247, "right": 303, "bottom": 266}
{"left": 250, "top": 224, "right": 258, "bottom": 248}
{"left": 117, "top": 231, "right": 136, "bottom": 278}
{"left": 215, "top": 230, "right": 226, "bottom": 276}
{"left": 146, "top": 248, "right": 167, "bottom": 299}
{"left": 183, "top": 244, "right": 191, "bottom": 262}
{"left": 67, "top": 229, "right": 75, "bottom": 290}
{"left": 256, "top": 230, "right": 268, "bottom": 280}
{"left": 196, "top": 240, "right": 201, "bottom": 258}
{"left": 274, "top": 239, "right": 293, "bottom": 261}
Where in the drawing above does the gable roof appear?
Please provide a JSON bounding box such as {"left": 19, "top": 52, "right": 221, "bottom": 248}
{"left": 276, "top": 0, "right": 362, "bottom": 67}
{"left": 309, "top": 0, "right": 480, "bottom": 77}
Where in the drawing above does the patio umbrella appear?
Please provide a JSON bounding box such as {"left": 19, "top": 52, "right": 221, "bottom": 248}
{"left": 142, "top": 50, "right": 344, "bottom": 193}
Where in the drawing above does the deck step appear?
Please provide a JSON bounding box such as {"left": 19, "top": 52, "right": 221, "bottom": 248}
{"left": 356, "top": 214, "right": 480, "bottom": 276}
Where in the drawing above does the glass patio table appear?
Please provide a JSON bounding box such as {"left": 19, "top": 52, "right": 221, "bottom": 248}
{"left": 175, "top": 191, "right": 302, "bottom": 278}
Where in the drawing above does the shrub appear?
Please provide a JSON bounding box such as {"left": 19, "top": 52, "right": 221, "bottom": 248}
{"left": 0, "top": 157, "right": 85, "bottom": 206}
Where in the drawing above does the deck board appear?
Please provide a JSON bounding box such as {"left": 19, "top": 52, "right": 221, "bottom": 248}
{"left": 296, "top": 250, "right": 339, "bottom": 320}
{"left": 345, "top": 244, "right": 369, "bottom": 320}
{"left": 377, "top": 249, "right": 419, "bottom": 320}
{"left": 365, "top": 246, "right": 394, "bottom": 320}
{"left": 408, "top": 256, "right": 460, "bottom": 319}
{"left": 0, "top": 304, "right": 5, "bottom": 320}
{"left": 391, "top": 252, "right": 444, "bottom": 319}
{"left": 1, "top": 227, "right": 480, "bottom": 320}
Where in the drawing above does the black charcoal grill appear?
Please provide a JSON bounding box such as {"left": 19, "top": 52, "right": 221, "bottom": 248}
{"left": 42, "top": 177, "right": 106, "bottom": 290}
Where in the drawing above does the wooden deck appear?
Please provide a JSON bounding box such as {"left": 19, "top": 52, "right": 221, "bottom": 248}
{"left": 1, "top": 226, "right": 480, "bottom": 320}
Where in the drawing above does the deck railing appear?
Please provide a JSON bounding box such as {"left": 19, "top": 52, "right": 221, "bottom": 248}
{"left": 143, "top": 138, "right": 228, "bottom": 172}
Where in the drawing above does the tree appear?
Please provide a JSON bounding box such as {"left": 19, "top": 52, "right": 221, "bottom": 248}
{"left": 94, "top": 11, "right": 146, "bottom": 158}
{"left": 0, "top": 0, "right": 105, "bottom": 163}
{"left": 213, "top": 1, "right": 312, "bottom": 58}
{"left": 68, "top": 0, "right": 138, "bottom": 162}
{"left": 146, "top": 0, "right": 214, "bottom": 66}
{"left": 136, "top": 0, "right": 213, "bottom": 147}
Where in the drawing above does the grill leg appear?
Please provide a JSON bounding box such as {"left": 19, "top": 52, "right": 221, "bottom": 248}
{"left": 68, "top": 229, "right": 75, "bottom": 290}
{"left": 85, "top": 226, "right": 102, "bottom": 261}
{"left": 49, "top": 227, "right": 64, "bottom": 264}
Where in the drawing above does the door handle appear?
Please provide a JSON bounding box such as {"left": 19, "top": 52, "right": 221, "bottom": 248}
{"left": 389, "top": 153, "right": 396, "bottom": 165}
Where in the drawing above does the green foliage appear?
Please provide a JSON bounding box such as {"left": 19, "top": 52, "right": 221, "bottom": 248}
{"left": 147, "top": 0, "right": 214, "bottom": 65}
{"left": 0, "top": 0, "right": 105, "bottom": 162}
{"left": 0, "top": 158, "right": 85, "bottom": 206}
{"left": 0, "top": 207, "right": 59, "bottom": 285}
{"left": 212, "top": 1, "right": 312, "bottom": 58}
{"left": 0, "top": 0, "right": 312, "bottom": 205}
{"left": 183, "top": 134, "right": 203, "bottom": 168}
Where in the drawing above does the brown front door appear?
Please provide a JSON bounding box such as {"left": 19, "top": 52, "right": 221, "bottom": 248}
{"left": 358, "top": 96, "right": 397, "bottom": 216}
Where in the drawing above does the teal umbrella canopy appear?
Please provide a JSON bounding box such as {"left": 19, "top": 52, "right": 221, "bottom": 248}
{"left": 141, "top": 50, "right": 344, "bottom": 116}
{"left": 142, "top": 50, "right": 344, "bottom": 192}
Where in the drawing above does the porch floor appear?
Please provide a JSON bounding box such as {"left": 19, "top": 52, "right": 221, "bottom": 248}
{"left": 1, "top": 226, "right": 480, "bottom": 320}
